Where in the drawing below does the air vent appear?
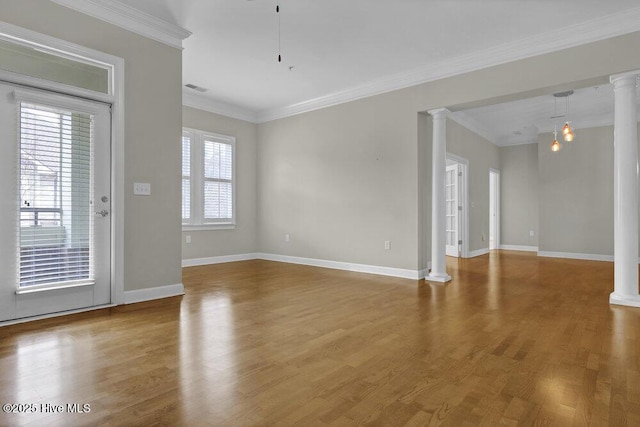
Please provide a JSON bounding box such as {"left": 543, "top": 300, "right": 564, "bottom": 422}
{"left": 185, "top": 84, "right": 207, "bottom": 93}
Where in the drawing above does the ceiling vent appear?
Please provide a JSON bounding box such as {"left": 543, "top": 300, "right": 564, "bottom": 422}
{"left": 185, "top": 84, "right": 207, "bottom": 93}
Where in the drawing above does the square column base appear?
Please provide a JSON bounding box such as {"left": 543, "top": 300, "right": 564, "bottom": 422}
{"left": 426, "top": 273, "right": 451, "bottom": 283}
{"left": 610, "top": 292, "right": 640, "bottom": 308}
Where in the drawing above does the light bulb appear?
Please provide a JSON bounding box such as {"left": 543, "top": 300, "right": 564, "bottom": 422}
{"left": 562, "top": 122, "right": 572, "bottom": 136}
{"left": 564, "top": 130, "right": 574, "bottom": 142}
{"left": 551, "top": 138, "right": 561, "bottom": 152}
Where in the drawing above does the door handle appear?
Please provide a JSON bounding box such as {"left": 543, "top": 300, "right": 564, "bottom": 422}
{"left": 95, "top": 209, "right": 109, "bottom": 217}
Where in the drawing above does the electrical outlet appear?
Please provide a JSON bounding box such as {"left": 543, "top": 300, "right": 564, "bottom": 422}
{"left": 529, "top": 230, "right": 535, "bottom": 237}
{"left": 285, "top": 234, "right": 290, "bottom": 242}
{"left": 384, "top": 240, "right": 390, "bottom": 250}
{"left": 185, "top": 235, "right": 191, "bottom": 244}
{"left": 133, "top": 182, "right": 151, "bottom": 195}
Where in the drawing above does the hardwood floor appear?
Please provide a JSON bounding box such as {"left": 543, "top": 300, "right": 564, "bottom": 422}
{"left": 0, "top": 251, "right": 639, "bottom": 426}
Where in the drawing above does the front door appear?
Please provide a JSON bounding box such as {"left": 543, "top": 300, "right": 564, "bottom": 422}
{"left": 445, "top": 163, "right": 459, "bottom": 257}
{"left": 0, "top": 84, "right": 111, "bottom": 322}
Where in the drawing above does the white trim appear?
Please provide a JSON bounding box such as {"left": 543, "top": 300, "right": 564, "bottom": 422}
{"left": 0, "top": 303, "right": 116, "bottom": 327}
{"left": 254, "top": 7, "right": 640, "bottom": 123}
{"left": 183, "top": 92, "right": 258, "bottom": 123}
{"left": 537, "top": 251, "right": 613, "bottom": 262}
{"left": 610, "top": 70, "right": 640, "bottom": 84}
{"left": 181, "top": 252, "right": 423, "bottom": 279}
{"left": 182, "top": 253, "right": 258, "bottom": 268}
{"left": 499, "top": 245, "right": 538, "bottom": 252}
{"left": 182, "top": 224, "right": 236, "bottom": 231}
{"left": 446, "top": 153, "right": 469, "bottom": 259}
{"left": 182, "top": 128, "right": 237, "bottom": 227}
{"left": 257, "top": 253, "right": 421, "bottom": 280}
{"left": 123, "top": 283, "right": 184, "bottom": 304}
{"left": 50, "top": 0, "right": 191, "bottom": 49}
{"left": 489, "top": 168, "right": 500, "bottom": 251}
{"left": 468, "top": 248, "right": 490, "bottom": 258}
{"left": 610, "top": 293, "right": 640, "bottom": 308}
{"left": 0, "top": 22, "right": 125, "bottom": 307}
{"left": 426, "top": 273, "right": 452, "bottom": 283}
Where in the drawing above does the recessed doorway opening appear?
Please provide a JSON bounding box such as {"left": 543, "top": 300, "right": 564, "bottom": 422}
{"left": 445, "top": 153, "right": 469, "bottom": 258}
{"left": 489, "top": 169, "right": 500, "bottom": 251}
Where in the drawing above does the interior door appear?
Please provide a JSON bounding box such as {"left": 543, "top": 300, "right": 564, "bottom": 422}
{"left": 445, "top": 163, "right": 459, "bottom": 257}
{"left": 0, "top": 83, "right": 111, "bottom": 322}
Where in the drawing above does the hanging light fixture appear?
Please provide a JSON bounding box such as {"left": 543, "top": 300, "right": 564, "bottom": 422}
{"left": 554, "top": 91, "right": 575, "bottom": 142}
{"left": 551, "top": 125, "right": 561, "bottom": 152}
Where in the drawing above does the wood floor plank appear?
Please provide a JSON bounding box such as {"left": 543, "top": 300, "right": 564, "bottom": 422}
{"left": 0, "top": 252, "right": 639, "bottom": 425}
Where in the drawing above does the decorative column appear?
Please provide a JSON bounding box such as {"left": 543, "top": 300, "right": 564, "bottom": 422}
{"left": 428, "top": 108, "right": 451, "bottom": 283}
{"left": 610, "top": 71, "right": 640, "bottom": 307}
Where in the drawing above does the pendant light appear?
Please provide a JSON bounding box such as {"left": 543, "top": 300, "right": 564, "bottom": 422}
{"left": 562, "top": 123, "right": 575, "bottom": 142}
{"left": 551, "top": 125, "right": 561, "bottom": 152}
{"left": 554, "top": 91, "right": 575, "bottom": 142}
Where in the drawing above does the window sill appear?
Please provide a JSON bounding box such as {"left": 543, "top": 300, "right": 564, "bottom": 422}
{"left": 182, "top": 224, "right": 236, "bottom": 231}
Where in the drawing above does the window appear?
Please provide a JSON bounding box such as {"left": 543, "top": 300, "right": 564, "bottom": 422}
{"left": 182, "top": 128, "right": 236, "bottom": 229}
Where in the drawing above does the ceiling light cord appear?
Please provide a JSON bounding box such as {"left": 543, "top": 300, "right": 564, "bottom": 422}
{"left": 276, "top": 3, "right": 281, "bottom": 63}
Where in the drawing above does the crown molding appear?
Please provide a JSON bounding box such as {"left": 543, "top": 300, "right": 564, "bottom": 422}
{"left": 183, "top": 91, "right": 259, "bottom": 123}
{"left": 50, "top": 0, "right": 191, "bottom": 49}
{"left": 256, "top": 7, "right": 640, "bottom": 123}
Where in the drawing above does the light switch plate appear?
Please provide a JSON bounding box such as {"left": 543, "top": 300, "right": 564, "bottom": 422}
{"left": 133, "top": 182, "right": 151, "bottom": 195}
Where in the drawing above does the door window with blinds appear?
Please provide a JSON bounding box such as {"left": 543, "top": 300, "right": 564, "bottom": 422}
{"left": 18, "top": 102, "right": 95, "bottom": 289}
{"left": 182, "top": 128, "right": 236, "bottom": 228}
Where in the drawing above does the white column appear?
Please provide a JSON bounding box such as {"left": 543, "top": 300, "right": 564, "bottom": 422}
{"left": 428, "top": 108, "right": 451, "bottom": 283}
{"left": 610, "top": 71, "right": 640, "bottom": 307}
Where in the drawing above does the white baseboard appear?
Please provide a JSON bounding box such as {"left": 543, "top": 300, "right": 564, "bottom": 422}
{"left": 182, "top": 253, "right": 259, "bottom": 267}
{"left": 0, "top": 303, "right": 116, "bottom": 327}
{"left": 537, "top": 251, "right": 613, "bottom": 262}
{"left": 610, "top": 292, "right": 640, "bottom": 308}
{"left": 182, "top": 252, "right": 433, "bottom": 280}
{"left": 256, "top": 253, "right": 421, "bottom": 280}
{"left": 124, "top": 283, "right": 185, "bottom": 304}
{"left": 468, "top": 248, "right": 490, "bottom": 258}
{"left": 499, "top": 245, "right": 538, "bottom": 252}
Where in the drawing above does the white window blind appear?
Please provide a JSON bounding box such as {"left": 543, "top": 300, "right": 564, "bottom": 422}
{"left": 182, "top": 129, "right": 235, "bottom": 228}
{"left": 182, "top": 134, "right": 191, "bottom": 221}
{"left": 203, "top": 139, "right": 233, "bottom": 221}
{"left": 19, "top": 102, "right": 94, "bottom": 288}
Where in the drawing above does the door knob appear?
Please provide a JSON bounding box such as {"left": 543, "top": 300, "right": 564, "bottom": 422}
{"left": 95, "top": 209, "right": 109, "bottom": 217}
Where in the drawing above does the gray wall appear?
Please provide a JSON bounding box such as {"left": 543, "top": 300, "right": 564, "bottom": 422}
{"left": 417, "top": 113, "right": 432, "bottom": 270}
{"left": 255, "top": 31, "right": 640, "bottom": 272}
{"left": 447, "top": 120, "right": 500, "bottom": 253}
{"left": 1, "top": 0, "right": 183, "bottom": 291}
{"left": 499, "top": 143, "right": 539, "bottom": 248}
{"left": 257, "top": 88, "right": 421, "bottom": 270}
{"left": 538, "top": 126, "right": 615, "bottom": 256}
{"left": 182, "top": 106, "right": 258, "bottom": 260}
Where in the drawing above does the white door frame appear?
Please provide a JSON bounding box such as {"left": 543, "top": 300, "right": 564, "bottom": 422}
{"left": 445, "top": 163, "right": 460, "bottom": 257}
{"left": 489, "top": 168, "right": 500, "bottom": 250}
{"left": 446, "top": 153, "right": 469, "bottom": 258}
{"left": 0, "top": 22, "right": 125, "bottom": 320}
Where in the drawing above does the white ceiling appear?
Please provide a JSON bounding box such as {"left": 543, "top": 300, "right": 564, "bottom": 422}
{"left": 452, "top": 84, "right": 640, "bottom": 147}
{"left": 115, "top": 0, "right": 640, "bottom": 124}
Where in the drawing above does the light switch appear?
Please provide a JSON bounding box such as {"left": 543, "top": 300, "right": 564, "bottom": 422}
{"left": 133, "top": 182, "right": 151, "bottom": 196}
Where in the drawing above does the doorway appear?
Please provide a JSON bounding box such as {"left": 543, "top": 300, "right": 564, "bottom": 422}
{"left": 0, "top": 84, "right": 112, "bottom": 321}
{"left": 445, "top": 154, "right": 468, "bottom": 258}
{"left": 489, "top": 169, "right": 500, "bottom": 250}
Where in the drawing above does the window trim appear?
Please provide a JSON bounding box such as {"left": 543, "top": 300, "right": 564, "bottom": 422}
{"left": 182, "top": 127, "right": 236, "bottom": 231}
